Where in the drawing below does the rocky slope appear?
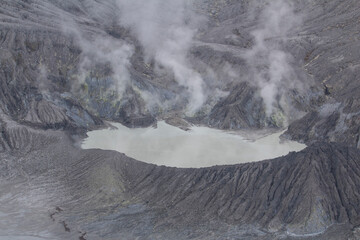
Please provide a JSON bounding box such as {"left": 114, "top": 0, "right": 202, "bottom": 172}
{"left": 0, "top": 0, "right": 360, "bottom": 239}
{"left": 0, "top": 115, "right": 360, "bottom": 239}
{"left": 283, "top": 0, "right": 360, "bottom": 148}
{"left": 1, "top": 0, "right": 358, "bottom": 144}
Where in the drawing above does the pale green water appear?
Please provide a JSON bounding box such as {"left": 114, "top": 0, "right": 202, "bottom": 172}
{"left": 82, "top": 121, "right": 306, "bottom": 168}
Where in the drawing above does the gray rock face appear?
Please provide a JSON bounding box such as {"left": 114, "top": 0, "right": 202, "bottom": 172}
{"left": 1, "top": 0, "right": 359, "bottom": 140}
{"left": 206, "top": 82, "right": 267, "bottom": 129}
{"left": 0, "top": 117, "right": 359, "bottom": 239}
{"left": 282, "top": 0, "right": 360, "bottom": 148}
{"left": 1, "top": 0, "right": 360, "bottom": 239}
{"left": 192, "top": 0, "right": 360, "bottom": 147}
{"left": 126, "top": 143, "right": 360, "bottom": 237}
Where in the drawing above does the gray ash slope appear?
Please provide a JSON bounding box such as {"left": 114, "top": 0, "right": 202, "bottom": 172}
{"left": 1, "top": 113, "right": 360, "bottom": 239}
{"left": 0, "top": 0, "right": 360, "bottom": 239}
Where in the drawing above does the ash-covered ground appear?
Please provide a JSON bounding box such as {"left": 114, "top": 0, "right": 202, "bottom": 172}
{"left": 0, "top": 0, "right": 360, "bottom": 239}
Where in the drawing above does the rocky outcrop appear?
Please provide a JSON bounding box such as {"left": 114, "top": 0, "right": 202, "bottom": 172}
{"left": 285, "top": 99, "right": 360, "bottom": 148}
{"left": 206, "top": 82, "right": 267, "bottom": 129}
{"left": 283, "top": 0, "right": 360, "bottom": 148}
{"left": 0, "top": 1, "right": 164, "bottom": 128}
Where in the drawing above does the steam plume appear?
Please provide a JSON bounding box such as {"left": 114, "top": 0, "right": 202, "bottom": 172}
{"left": 115, "top": 0, "right": 206, "bottom": 114}
{"left": 245, "top": 0, "right": 302, "bottom": 116}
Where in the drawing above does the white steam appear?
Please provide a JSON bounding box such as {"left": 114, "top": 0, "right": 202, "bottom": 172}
{"left": 115, "top": 0, "right": 206, "bottom": 114}
{"left": 76, "top": 35, "right": 133, "bottom": 97}
{"left": 60, "top": 12, "right": 133, "bottom": 98}
{"left": 58, "top": 0, "right": 302, "bottom": 118}
{"left": 73, "top": 31, "right": 132, "bottom": 97}
{"left": 245, "top": 0, "right": 302, "bottom": 116}
{"left": 37, "top": 65, "right": 49, "bottom": 94}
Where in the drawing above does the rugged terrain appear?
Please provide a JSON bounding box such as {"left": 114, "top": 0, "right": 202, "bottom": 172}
{"left": 0, "top": 0, "right": 360, "bottom": 239}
